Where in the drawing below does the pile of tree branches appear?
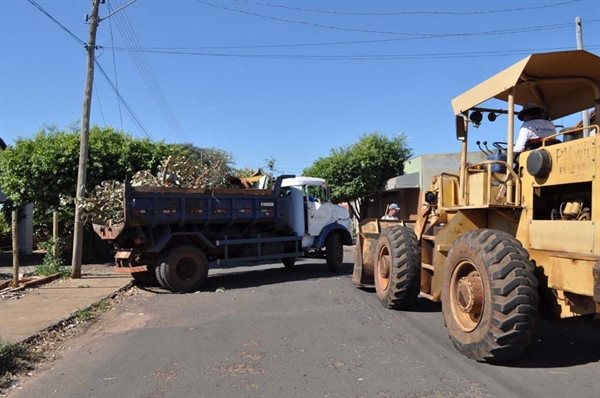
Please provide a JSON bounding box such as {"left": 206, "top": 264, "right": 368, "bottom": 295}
{"left": 82, "top": 154, "right": 232, "bottom": 225}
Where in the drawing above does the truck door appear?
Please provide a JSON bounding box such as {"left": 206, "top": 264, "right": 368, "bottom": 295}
{"left": 305, "top": 185, "right": 332, "bottom": 236}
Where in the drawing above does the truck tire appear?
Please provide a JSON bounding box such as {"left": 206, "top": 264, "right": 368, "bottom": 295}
{"left": 374, "top": 225, "right": 421, "bottom": 309}
{"left": 442, "top": 229, "right": 539, "bottom": 362}
{"left": 326, "top": 233, "right": 343, "bottom": 272}
{"left": 157, "top": 246, "right": 209, "bottom": 293}
{"left": 131, "top": 267, "right": 160, "bottom": 287}
{"left": 155, "top": 263, "right": 169, "bottom": 289}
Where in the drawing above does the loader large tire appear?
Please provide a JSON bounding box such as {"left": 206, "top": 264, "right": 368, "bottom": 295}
{"left": 374, "top": 226, "right": 421, "bottom": 310}
{"left": 326, "top": 233, "right": 343, "bottom": 272}
{"left": 157, "top": 246, "right": 209, "bottom": 293}
{"left": 442, "top": 229, "right": 539, "bottom": 363}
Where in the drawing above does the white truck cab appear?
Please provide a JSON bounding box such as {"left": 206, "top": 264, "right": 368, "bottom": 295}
{"left": 280, "top": 176, "right": 353, "bottom": 250}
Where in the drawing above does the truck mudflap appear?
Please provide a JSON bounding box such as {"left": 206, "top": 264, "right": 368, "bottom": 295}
{"left": 113, "top": 250, "right": 147, "bottom": 274}
{"left": 93, "top": 223, "right": 125, "bottom": 240}
{"left": 114, "top": 265, "right": 148, "bottom": 274}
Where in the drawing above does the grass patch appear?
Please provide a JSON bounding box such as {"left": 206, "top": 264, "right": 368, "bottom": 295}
{"left": 74, "top": 299, "right": 112, "bottom": 322}
{"left": 34, "top": 240, "right": 70, "bottom": 278}
{"left": 0, "top": 338, "right": 37, "bottom": 391}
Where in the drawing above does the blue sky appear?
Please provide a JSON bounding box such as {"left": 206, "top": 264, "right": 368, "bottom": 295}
{"left": 1, "top": 0, "right": 599, "bottom": 175}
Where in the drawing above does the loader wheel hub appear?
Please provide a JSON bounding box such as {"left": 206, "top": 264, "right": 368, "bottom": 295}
{"left": 456, "top": 272, "right": 483, "bottom": 314}
{"left": 379, "top": 256, "right": 390, "bottom": 279}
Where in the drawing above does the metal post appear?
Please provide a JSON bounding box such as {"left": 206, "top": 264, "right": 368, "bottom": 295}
{"left": 12, "top": 210, "right": 19, "bottom": 288}
{"left": 71, "top": 0, "right": 100, "bottom": 278}
{"left": 507, "top": 91, "right": 515, "bottom": 203}
{"left": 53, "top": 210, "right": 59, "bottom": 258}
{"left": 576, "top": 17, "right": 591, "bottom": 137}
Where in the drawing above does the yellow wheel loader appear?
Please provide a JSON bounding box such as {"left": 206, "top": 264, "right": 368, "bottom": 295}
{"left": 353, "top": 50, "right": 600, "bottom": 363}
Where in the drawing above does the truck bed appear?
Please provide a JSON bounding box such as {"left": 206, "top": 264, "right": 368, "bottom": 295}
{"left": 93, "top": 177, "right": 290, "bottom": 241}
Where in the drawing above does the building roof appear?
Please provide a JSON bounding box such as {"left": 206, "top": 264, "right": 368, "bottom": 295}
{"left": 385, "top": 172, "right": 420, "bottom": 190}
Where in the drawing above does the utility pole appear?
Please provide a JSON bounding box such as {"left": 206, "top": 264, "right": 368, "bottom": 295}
{"left": 576, "top": 16, "right": 591, "bottom": 138}
{"left": 71, "top": 0, "right": 101, "bottom": 278}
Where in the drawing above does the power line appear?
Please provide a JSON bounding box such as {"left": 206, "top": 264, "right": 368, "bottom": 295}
{"left": 101, "top": 17, "right": 600, "bottom": 51}
{"left": 107, "top": 0, "right": 124, "bottom": 129}
{"left": 109, "top": 0, "right": 185, "bottom": 141}
{"left": 236, "top": 0, "right": 582, "bottom": 16}
{"left": 109, "top": 0, "right": 191, "bottom": 143}
{"left": 94, "top": 59, "right": 154, "bottom": 140}
{"left": 195, "top": 1, "right": 582, "bottom": 37}
{"left": 26, "top": 0, "right": 86, "bottom": 46}
{"left": 93, "top": 80, "right": 106, "bottom": 125}
{"left": 105, "top": 44, "right": 600, "bottom": 61}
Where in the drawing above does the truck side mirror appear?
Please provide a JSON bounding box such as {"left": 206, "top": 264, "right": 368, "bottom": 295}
{"left": 456, "top": 115, "right": 467, "bottom": 141}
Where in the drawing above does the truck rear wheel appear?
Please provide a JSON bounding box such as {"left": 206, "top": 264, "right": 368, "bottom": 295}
{"left": 157, "top": 246, "right": 209, "bottom": 293}
{"left": 326, "top": 233, "right": 343, "bottom": 272}
{"left": 374, "top": 226, "right": 421, "bottom": 309}
{"left": 442, "top": 229, "right": 539, "bottom": 362}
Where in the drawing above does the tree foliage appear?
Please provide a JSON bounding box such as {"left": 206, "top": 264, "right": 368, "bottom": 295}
{"left": 303, "top": 131, "right": 412, "bottom": 219}
{"left": 0, "top": 125, "right": 233, "bottom": 242}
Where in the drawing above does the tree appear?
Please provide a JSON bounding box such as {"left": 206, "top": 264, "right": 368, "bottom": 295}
{"left": 0, "top": 125, "right": 230, "bottom": 244}
{"left": 303, "top": 131, "right": 412, "bottom": 220}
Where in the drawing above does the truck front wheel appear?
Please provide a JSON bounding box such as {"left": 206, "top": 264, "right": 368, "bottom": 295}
{"left": 374, "top": 225, "right": 421, "bottom": 309}
{"left": 326, "top": 233, "right": 343, "bottom": 272}
{"left": 157, "top": 246, "right": 209, "bottom": 293}
{"left": 442, "top": 229, "right": 539, "bottom": 362}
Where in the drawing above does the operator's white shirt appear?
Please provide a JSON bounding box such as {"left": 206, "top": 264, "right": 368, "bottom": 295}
{"left": 514, "top": 119, "right": 556, "bottom": 153}
{"left": 381, "top": 215, "right": 398, "bottom": 220}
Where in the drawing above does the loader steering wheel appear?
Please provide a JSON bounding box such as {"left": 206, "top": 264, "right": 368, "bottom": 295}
{"left": 493, "top": 142, "right": 507, "bottom": 152}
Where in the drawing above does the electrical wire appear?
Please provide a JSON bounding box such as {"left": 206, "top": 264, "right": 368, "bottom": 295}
{"left": 236, "top": 0, "right": 582, "bottom": 16}
{"left": 26, "top": 0, "right": 86, "bottom": 46}
{"left": 107, "top": 0, "right": 124, "bottom": 129}
{"left": 108, "top": 0, "right": 190, "bottom": 143}
{"left": 94, "top": 59, "right": 154, "bottom": 140}
{"left": 109, "top": 0, "right": 187, "bottom": 142}
{"left": 102, "top": 17, "right": 600, "bottom": 51}
{"left": 195, "top": 0, "right": 582, "bottom": 37}
{"left": 93, "top": 80, "right": 107, "bottom": 126}
{"left": 105, "top": 44, "right": 600, "bottom": 61}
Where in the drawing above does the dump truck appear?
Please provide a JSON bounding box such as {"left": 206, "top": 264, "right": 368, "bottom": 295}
{"left": 353, "top": 49, "right": 600, "bottom": 362}
{"left": 94, "top": 175, "right": 353, "bottom": 293}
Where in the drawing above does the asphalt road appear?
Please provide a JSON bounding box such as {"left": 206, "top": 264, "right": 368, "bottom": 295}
{"left": 10, "top": 248, "right": 600, "bottom": 398}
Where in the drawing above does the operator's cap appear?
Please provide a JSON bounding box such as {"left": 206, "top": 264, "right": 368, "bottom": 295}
{"left": 389, "top": 203, "right": 400, "bottom": 210}
{"left": 518, "top": 103, "right": 546, "bottom": 121}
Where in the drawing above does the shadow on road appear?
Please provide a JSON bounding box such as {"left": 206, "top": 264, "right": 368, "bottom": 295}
{"left": 357, "top": 284, "right": 599, "bottom": 368}
{"left": 202, "top": 259, "right": 354, "bottom": 291}
{"left": 498, "top": 317, "right": 600, "bottom": 368}
{"left": 356, "top": 287, "right": 442, "bottom": 313}
{"left": 137, "top": 259, "right": 355, "bottom": 294}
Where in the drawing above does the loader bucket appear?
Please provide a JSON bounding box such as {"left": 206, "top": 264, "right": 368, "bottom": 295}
{"left": 352, "top": 218, "right": 406, "bottom": 286}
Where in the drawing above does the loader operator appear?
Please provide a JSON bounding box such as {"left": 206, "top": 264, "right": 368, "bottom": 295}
{"left": 514, "top": 102, "right": 558, "bottom": 155}
{"left": 381, "top": 203, "right": 400, "bottom": 220}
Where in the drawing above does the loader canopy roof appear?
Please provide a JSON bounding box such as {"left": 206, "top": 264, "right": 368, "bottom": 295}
{"left": 451, "top": 50, "right": 600, "bottom": 120}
